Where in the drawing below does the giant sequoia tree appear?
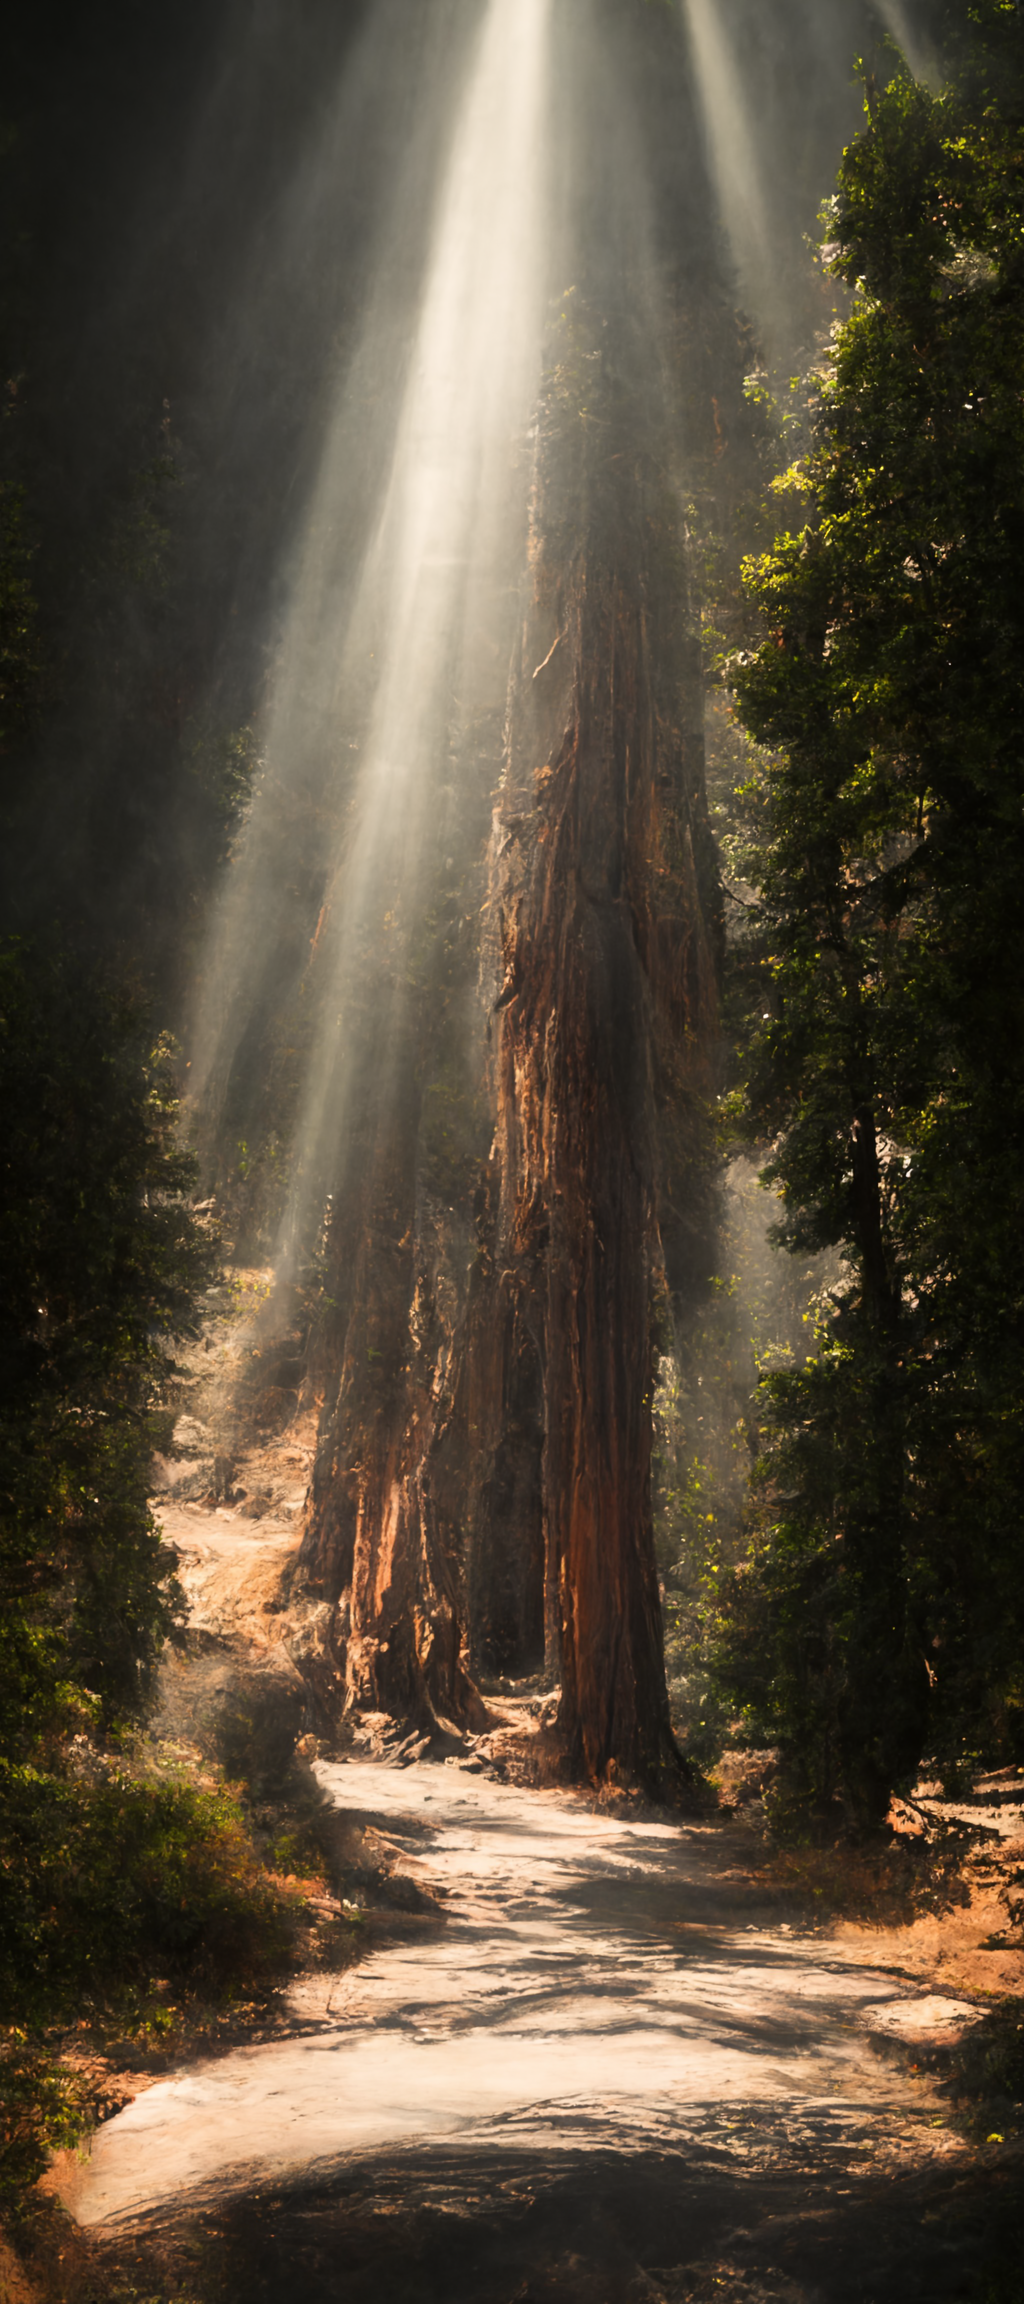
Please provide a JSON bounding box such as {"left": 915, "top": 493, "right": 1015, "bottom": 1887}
{"left": 723, "top": 1, "right": 1024, "bottom": 1829}
{"left": 452, "top": 322, "right": 721, "bottom": 1793}
{"left": 284, "top": 0, "right": 891, "bottom": 1798}
{"left": 300, "top": 304, "right": 723, "bottom": 1797}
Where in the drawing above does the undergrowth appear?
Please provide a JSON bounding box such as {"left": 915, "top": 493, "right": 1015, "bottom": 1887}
{"left": 949, "top": 1998, "right": 1024, "bottom": 2141}
{"left": 753, "top": 1822, "right": 978, "bottom": 1927}
{"left": 0, "top": 1758, "right": 314, "bottom": 2204}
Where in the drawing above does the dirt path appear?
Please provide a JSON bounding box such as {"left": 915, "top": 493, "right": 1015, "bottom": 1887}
{"left": 58, "top": 1726, "right": 1016, "bottom": 2300}
{"left": 46, "top": 1286, "right": 1022, "bottom": 2300}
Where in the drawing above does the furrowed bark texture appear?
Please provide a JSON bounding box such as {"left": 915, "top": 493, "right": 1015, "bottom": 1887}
{"left": 298, "top": 357, "right": 720, "bottom": 1788}
{"left": 299, "top": 1046, "right": 483, "bottom": 1736}
{"left": 464, "top": 396, "right": 721, "bottom": 1792}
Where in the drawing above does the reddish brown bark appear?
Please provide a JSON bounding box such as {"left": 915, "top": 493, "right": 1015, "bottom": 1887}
{"left": 299, "top": 366, "right": 720, "bottom": 1789}
{"left": 300, "top": 1051, "right": 483, "bottom": 1735}
{"left": 427, "top": 1233, "right": 546, "bottom": 1682}
{"left": 466, "top": 407, "right": 720, "bottom": 1793}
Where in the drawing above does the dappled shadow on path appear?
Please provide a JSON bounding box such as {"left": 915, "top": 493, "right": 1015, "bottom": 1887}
{"left": 101, "top": 2134, "right": 1024, "bottom": 2302}
{"left": 61, "top": 1756, "right": 1015, "bottom": 2297}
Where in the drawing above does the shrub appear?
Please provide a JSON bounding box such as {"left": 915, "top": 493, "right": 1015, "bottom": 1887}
{"left": 0, "top": 1764, "right": 295, "bottom": 2031}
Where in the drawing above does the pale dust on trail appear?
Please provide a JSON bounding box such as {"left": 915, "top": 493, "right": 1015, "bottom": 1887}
{"left": 63, "top": 1742, "right": 967, "bottom": 2234}
{"left": 54, "top": 1273, "right": 1019, "bottom": 2295}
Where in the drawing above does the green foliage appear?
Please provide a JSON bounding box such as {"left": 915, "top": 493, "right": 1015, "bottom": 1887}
{"left": 654, "top": 1154, "right": 828, "bottom": 1770}
{"left": 0, "top": 1760, "right": 299, "bottom": 2200}
{"left": 0, "top": 2032, "right": 90, "bottom": 2196}
{"left": 655, "top": 1353, "right": 734, "bottom": 1768}
{"left": 0, "top": 942, "right": 312, "bottom": 2211}
{"left": 0, "top": 1766, "right": 292, "bottom": 2032}
{"left": 722, "top": 6, "right": 1024, "bottom": 1830}
{"left": 184, "top": 716, "right": 261, "bottom": 866}
{"left": 718, "top": 1330, "right": 930, "bottom": 1832}
{"left": 0, "top": 940, "right": 217, "bottom": 1746}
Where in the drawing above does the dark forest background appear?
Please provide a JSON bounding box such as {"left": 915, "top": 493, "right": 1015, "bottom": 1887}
{"left": 2, "top": 0, "right": 378, "bottom": 995}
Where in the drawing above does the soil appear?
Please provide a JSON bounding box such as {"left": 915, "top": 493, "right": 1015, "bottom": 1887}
{"left": 18, "top": 1270, "right": 1024, "bottom": 2303}
{"left": 37, "top": 1743, "right": 1024, "bottom": 2301}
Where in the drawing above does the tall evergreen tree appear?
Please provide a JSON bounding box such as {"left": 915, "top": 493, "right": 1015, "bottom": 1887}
{"left": 0, "top": 943, "right": 215, "bottom": 1751}
{"left": 723, "top": 1, "right": 1024, "bottom": 1829}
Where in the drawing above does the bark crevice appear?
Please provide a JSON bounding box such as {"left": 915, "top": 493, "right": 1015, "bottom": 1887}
{"left": 300, "top": 332, "right": 721, "bottom": 1797}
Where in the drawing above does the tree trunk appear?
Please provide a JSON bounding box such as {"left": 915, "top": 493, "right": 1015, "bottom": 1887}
{"left": 464, "top": 375, "right": 721, "bottom": 1794}
{"left": 299, "top": 341, "right": 721, "bottom": 1793}
{"left": 300, "top": 1040, "right": 482, "bottom": 1736}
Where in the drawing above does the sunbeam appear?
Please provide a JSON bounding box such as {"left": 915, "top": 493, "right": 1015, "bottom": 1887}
{"left": 876, "top": 0, "right": 941, "bottom": 86}
{"left": 189, "top": 0, "right": 552, "bottom": 1273}
{"left": 279, "top": 0, "right": 552, "bottom": 1263}
{"left": 679, "top": 0, "right": 775, "bottom": 320}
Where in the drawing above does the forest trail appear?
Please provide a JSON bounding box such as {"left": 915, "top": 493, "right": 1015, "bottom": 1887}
{"left": 66, "top": 1748, "right": 966, "bottom": 2229}
{"left": 58, "top": 1702, "right": 1005, "bottom": 2300}
{"left": 44, "top": 1283, "right": 1020, "bottom": 2298}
